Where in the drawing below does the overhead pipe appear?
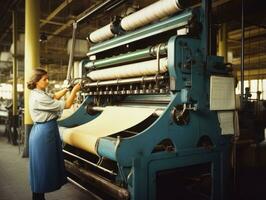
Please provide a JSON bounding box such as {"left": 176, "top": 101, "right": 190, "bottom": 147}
{"left": 77, "top": 0, "right": 123, "bottom": 24}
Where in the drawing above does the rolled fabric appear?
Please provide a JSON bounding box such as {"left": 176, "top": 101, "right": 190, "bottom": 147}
{"left": 89, "top": 24, "right": 114, "bottom": 43}
{"left": 121, "top": 0, "right": 182, "bottom": 31}
{"left": 87, "top": 58, "right": 168, "bottom": 81}
{"left": 63, "top": 106, "right": 156, "bottom": 155}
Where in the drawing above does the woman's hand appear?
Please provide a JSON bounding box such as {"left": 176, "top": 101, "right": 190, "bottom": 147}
{"left": 72, "top": 83, "right": 81, "bottom": 93}
{"left": 65, "top": 83, "right": 81, "bottom": 109}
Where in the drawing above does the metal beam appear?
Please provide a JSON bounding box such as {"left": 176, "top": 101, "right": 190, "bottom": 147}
{"left": 47, "top": 0, "right": 127, "bottom": 41}
{"left": 232, "top": 54, "right": 266, "bottom": 65}
{"left": 47, "top": 20, "right": 73, "bottom": 40}
{"left": 40, "top": 19, "right": 64, "bottom": 26}
{"left": 236, "top": 68, "right": 266, "bottom": 80}
{"left": 229, "top": 26, "right": 266, "bottom": 40}
{"left": 229, "top": 40, "right": 266, "bottom": 51}
{"left": 40, "top": 0, "right": 73, "bottom": 28}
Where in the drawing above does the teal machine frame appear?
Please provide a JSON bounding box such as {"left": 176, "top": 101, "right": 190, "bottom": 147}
{"left": 59, "top": 0, "right": 232, "bottom": 199}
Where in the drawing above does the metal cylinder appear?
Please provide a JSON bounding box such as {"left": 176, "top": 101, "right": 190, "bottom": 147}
{"left": 89, "top": 24, "right": 114, "bottom": 43}
{"left": 65, "top": 160, "right": 129, "bottom": 200}
{"left": 85, "top": 43, "right": 167, "bottom": 70}
{"left": 85, "top": 75, "right": 165, "bottom": 87}
{"left": 121, "top": 0, "right": 182, "bottom": 31}
{"left": 88, "top": 0, "right": 198, "bottom": 43}
{"left": 87, "top": 58, "right": 168, "bottom": 81}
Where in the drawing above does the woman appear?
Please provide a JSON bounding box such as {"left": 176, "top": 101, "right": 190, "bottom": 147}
{"left": 27, "top": 68, "right": 80, "bottom": 200}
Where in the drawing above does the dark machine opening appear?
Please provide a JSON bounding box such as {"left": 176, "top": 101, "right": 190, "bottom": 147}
{"left": 156, "top": 163, "right": 212, "bottom": 200}
{"left": 111, "top": 115, "right": 159, "bottom": 138}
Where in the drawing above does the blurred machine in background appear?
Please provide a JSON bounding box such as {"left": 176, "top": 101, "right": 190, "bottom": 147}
{"left": 237, "top": 88, "right": 266, "bottom": 143}
{"left": 58, "top": 0, "right": 234, "bottom": 199}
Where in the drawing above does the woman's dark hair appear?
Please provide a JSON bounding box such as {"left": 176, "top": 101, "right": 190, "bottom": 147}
{"left": 27, "top": 68, "right": 47, "bottom": 90}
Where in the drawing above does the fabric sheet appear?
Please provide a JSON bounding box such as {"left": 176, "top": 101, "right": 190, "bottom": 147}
{"left": 63, "top": 106, "right": 155, "bottom": 154}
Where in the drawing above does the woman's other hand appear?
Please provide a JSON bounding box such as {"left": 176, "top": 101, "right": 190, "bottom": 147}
{"left": 72, "top": 83, "right": 81, "bottom": 93}
{"left": 65, "top": 83, "right": 81, "bottom": 109}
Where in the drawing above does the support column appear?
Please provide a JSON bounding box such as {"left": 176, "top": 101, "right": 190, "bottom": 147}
{"left": 218, "top": 23, "right": 228, "bottom": 62}
{"left": 22, "top": 0, "right": 40, "bottom": 157}
{"left": 11, "top": 10, "right": 18, "bottom": 145}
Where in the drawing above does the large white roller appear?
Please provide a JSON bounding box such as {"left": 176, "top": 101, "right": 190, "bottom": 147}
{"left": 88, "top": 0, "right": 183, "bottom": 43}
{"left": 89, "top": 24, "right": 114, "bottom": 43}
{"left": 87, "top": 58, "right": 168, "bottom": 81}
{"left": 121, "top": 0, "right": 182, "bottom": 31}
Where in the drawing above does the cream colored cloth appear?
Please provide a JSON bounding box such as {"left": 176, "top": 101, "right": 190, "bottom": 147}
{"left": 89, "top": 24, "right": 113, "bottom": 43}
{"left": 59, "top": 104, "right": 80, "bottom": 120}
{"left": 63, "top": 106, "right": 155, "bottom": 154}
{"left": 121, "top": 0, "right": 181, "bottom": 31}
{"left": 87, "top": 58, "right": 168, "bottom": 81}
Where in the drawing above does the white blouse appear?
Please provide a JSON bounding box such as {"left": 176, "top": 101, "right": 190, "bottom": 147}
{"left": 29, "top": 89, "right": 65, "bottom": 123}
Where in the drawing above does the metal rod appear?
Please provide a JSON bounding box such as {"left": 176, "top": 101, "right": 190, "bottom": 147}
{"left": 40, "top": 0, "right": 73, "bottom": 28}
{"left": 85, "top": 44, "right": 167, "bottom": 69}
{"left": 155, "top": 44, "right": 163, "bottom": 92}
{"left": 77, "top": 0, "right": 117, "bottom": 24}
{"left": 240, "top": 0, "right": 245, "bottom": 105}
{"left": 63, "top": 150, "right": 117, "bottom": 176}
{"left": 66, "top": 22, "right": 77, "bottom": 81}
{"left": 65, "top": 160, "right": 130, "bottom": 200}
{"left": 67, "top": 177, "right": 103, "bottom": 200}
{"left": 85, "top": 75, "right": 165, "bottom": 87}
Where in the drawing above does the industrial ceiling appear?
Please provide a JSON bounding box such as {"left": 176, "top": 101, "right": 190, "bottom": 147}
{"left": 0, "top": 0, "right": 265, "bottom": 83}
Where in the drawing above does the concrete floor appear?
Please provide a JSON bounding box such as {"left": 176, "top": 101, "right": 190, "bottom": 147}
{"left": 1, "top": 122, "right": 266, "bottom": 200}
{"left": 0, "top": 125, "right": 97, "bottom": 200}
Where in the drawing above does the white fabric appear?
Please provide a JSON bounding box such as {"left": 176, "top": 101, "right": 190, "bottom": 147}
{"left": 89, "top": 24, "right": 114, "bottom": 43}
{"left": 88, "top": 58, "right": 168, "bottom": 81}
{"left": 121, "top": 0, "right": 181, "bottom": 31}
{"left": 63, "top": 106, "right": 155, "bottom": 154}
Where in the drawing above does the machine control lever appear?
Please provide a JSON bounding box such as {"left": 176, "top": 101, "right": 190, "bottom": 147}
{"left": 172, "top": 103, "right": 197, "bottom": 125}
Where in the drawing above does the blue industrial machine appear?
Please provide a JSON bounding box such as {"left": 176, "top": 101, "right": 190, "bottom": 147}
{"left": 59, "top": 0, "right": 233, "bottom": 199}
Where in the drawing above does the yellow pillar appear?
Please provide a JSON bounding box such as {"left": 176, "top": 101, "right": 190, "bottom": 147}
{"left": 23, "top": 0, "right": 40, "bottom": 157}
{"left": 218, "top": 23, "right": 228, "bottom": 62}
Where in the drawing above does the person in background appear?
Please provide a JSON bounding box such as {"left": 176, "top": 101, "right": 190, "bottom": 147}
{"left": 27, "top": 68, "right": 80, "bottom": 200}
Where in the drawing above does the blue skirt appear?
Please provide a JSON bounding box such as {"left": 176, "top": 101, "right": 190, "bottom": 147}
{"left": 29, "top": 119, "right": 67, "bottom": 193}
